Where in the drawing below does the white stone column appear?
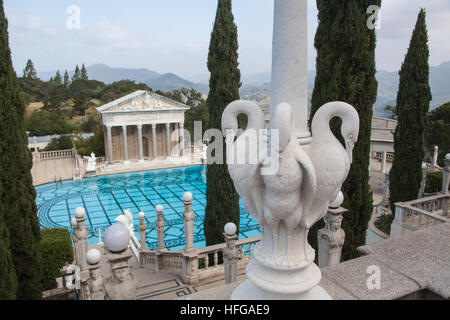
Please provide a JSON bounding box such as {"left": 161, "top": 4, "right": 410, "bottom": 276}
{"left": 179, "top": 122, "right": 185, "bottom": 157}
{"left": 106, "top": 126, "right": 113, "bottom": 164}
{"left": 381, "top": 151, "right": 387, "bottom": 173}
{"left": 138, "top": 212, "right": 147, "bottom": 250}
{"left": 271, "top": 0, "right": 309, "bottom": 142}
{"left": 73, "top": 207, "right": 90, "bottom": 300}
{"left": 122, "top": 125, "right": 129, "bottom": 162}
{"left": 418, "top": 163, "right": 428, "bottom": 199}
{"left": 381, "top": 169, "right": 390, "bottom": 211}
{"left": 432, "top": 146, "right": 439, "bottom": 168}
{"left": 182, "top": 192, "right": 195, "bottom": 253}
{"left": 442, "top": 154, "right": 450, "bottom": 194}
{"left": 152, "top": 124, "right": 157, "bottom": 159}
{"left": 223, "top": 223, "right": 239, "bottom": 284}
{"left": 155, "top": 205, "right": 166, "bottom": 251}
{"left": 137, "top": 124, "right": 144, "bottom": 162}
{"left": 165, "top": 123, "right": 171, "bottom": 157}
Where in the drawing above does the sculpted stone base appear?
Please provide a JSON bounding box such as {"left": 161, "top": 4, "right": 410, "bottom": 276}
{"left": 231, "top": 258, "right": 331, "bottom": 300}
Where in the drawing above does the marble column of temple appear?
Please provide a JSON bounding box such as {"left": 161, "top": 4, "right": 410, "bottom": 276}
{"left": 137, "top": 124, "right": 144, "bottom": 162}
{"left": 122, "top": 125, "right": 129, "bottom": 163}
{"left": 165, "top": 123, "right": 171, "bottom": 157}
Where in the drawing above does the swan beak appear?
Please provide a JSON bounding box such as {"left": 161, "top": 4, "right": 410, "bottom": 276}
{"left": 345, "top": 140, "right": 354, "bottom": 163}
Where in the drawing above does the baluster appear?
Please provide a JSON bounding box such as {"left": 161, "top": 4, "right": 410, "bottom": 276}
{"left": 424, "top": 216, "right": 429, "bottom": 228}
{"left": 204, "top": 254, "right": 209, "bottom": 269}
{"left": 214, "top": 251, "right": 219, "bottom": 267}
{"left": 240, "top": 245, "right": 245, "bottom": 257}
{"left": 249, "top": 243, "right": 253, "bottom": 258}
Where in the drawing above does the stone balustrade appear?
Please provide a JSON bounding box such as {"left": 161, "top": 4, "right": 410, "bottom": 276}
{"left": 38, "top": 149, "right": 75, "bottom": 160}
{"left": 390, "top": 194, "right": 449, "bottom": 238}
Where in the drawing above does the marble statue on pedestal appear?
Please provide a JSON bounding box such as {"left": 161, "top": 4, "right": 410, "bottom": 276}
{"left": 223, "top": 223, "right": 239, "bottom": 284}
{"left": 104, "top": 254, "right": 138, "bottom": 300}
{"left": 83, "top": 152, "right": 97, "bottom": 175}
{"left": 222, "top": 100, "right": 358, "bottom": 300}
{"left": 317, "top": 204, "right": 346, "bottom": 268}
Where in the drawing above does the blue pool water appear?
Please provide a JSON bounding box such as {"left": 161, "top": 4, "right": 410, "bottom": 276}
{"left": 35, "top": 165, "right": 261, "bottom": 251}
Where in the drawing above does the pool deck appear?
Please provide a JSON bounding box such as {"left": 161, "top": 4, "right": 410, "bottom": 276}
{"left": 31, "top": 149, "right": 203, "bottom": 187}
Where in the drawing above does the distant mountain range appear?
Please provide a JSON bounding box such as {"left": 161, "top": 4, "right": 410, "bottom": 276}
{"left": 38, "top": 62, "right": 450, "bottom": 116}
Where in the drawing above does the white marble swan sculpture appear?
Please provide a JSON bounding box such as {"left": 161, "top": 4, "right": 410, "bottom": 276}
{"left": 301, "top": 102, "right": 359, "bottom": 260}
{"left": 222, "top": 101, "right": 317, "bottom": 266}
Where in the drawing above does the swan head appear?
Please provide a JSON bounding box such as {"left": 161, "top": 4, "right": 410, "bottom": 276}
{"left": 341, "top": 111, "right": 359, "bottom": 164}
{"left": 270, "top": 103, "right": 294, "bottom": 153}
{"left": 221, "top": 100, "right": 265, "bottom": 140}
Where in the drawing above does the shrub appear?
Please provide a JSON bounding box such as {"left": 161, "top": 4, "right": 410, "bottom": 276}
{"left": 425, "top": 171, "right": 446, "bottom": 194}
{"left": 40, "top": 229, "right": 74, "bottom": 291}
{"left": 374, "top": 213, "right": 394, "bottom": 235}
{"left": 44, "top": 135, "right": 73, "bottom": 151}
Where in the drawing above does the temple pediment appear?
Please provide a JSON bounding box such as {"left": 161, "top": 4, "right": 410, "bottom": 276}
{"left": 97, "top": 90, "right": 190, "bottom": 113}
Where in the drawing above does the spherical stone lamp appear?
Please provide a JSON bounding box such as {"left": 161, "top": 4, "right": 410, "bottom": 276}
{"left": 75, "top": 207, "right": 86, "bottom": 218}
{"left": 138, "top": 212, "right": 145, "bottom": 219}
{"left": 329, "top": 191, "right": 344, "bottom": 209}
{"left": 103, "top": 224, "right": 130, "bottom": 253}
{"left": 183, "top": 192, "right": 193, "bottom": 202}
{"left": 224, "top": 222, "right": 237, "bottom": 236}
{"left": 156, "top": 205, "right": 164, "bottom": 213}
{"left": 86, "top": 249, "right": 102, "bottom": 265}
{"left": 445, "top": 153, "right": 450, "bottom": 161}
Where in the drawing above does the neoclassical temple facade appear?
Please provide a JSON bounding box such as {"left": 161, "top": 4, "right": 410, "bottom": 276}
{"left": 97, "top": 90, "right": 190, "bottom": 164}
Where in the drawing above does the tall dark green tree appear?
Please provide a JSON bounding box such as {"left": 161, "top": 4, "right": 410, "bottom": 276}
{"left": 0, "top": 1, "right": 42, "bottom": 299}
{"left": 80, "top": 63, "right": 88, "bottom": 80}
{"left": 72, "top": 65, "right": 81, "bottom": 81}
{"left": 0, "top": 215, "right": 17, "bottom": 299}
{"left": 23, "top": 59, "right": 37, "bottom": 79}
{"left": 308, "top": 0, "right": 381, "bottom": 261}
{"left": 63, "top": 70, "right": 70, "bottom": 88}
{"left": 390, "top": 9, "right": 432, "bottom": 212}
{"left": 204, "top": 0, "right": 241, "bottom": 246}
{"left": 53, "top": 70, "right": 62, "bottom": 85}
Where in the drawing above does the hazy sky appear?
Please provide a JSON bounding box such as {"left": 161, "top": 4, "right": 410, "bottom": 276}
{"left": 4, "top": 0, "right": 450, "bottom": 81}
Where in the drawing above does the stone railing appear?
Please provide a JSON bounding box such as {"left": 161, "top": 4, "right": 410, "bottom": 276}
{"left": 196, "top": 236, "right": 261, "bottom": 282}
{"left": 139, "top": 192, "right": 348, "bottom": 285}
{"left": 374, "top": 151, "right": 394, "bottom": 163}
{"left": 39, "top": 149, "right": 75, "bottom": 160}
{"left": 82, "top": 157, "right": 106, "bottom": 165}
{"left": 390, "top": 194, "right": 449, "bottom": 238}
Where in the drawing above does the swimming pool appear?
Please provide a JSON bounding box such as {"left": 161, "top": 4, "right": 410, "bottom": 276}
{"left": 35, "top": 165, "right": 261, "bottom": 251}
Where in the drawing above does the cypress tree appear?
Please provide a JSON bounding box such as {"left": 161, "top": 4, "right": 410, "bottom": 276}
{"left": 390, "top": 9, "right": 432, "bottom": 212}
{"left": 72, "top": 65, "right": 81, "bottom": 81}
{"left": 0, "top": 1, "right": 42, "bottom": 299}
{"left": 0, "top": 215, "right": 17, "bottom": 299}
{"left": 63, "top": 70, "right": 70, "bottom": 88}
{"left": 23, "top": 59, "right": 37, "bottom": 79}
{"left": 204, "top": 0, "right": 241, "bottom": 246}
{"left": 80, "top": 63, "right": 88, "bottom": 80}
{"left": 308, "top": 0, "right": 380, "bottom": 261}
{"left": 54, "top": 70, "right": 62, "bottom": 85}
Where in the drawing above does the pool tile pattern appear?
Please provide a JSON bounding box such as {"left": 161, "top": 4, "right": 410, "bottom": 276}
{"left": 36, "top": 165, "right": 261, "bottom": 251}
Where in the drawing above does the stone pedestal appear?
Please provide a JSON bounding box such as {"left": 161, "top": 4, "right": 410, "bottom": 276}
{"left": 442, "top": 155, "right": 450, "bottom": 194}
{"left": 418, "top": 164, "right": 427, "bottom": 199}
{"left": 223, "top": 232, "right": 239, "bottom": 284}
{"left": 104, "top": 248, "right": 138, "bottom": 300}
{"left": 317, "top": 207, "right": 347, "bottom": 268}
{"left": 155, "top": 205, "right": 166, "bottom": 251}
{"left": 182, "top": 192, "right": 195, "bottom": 254}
